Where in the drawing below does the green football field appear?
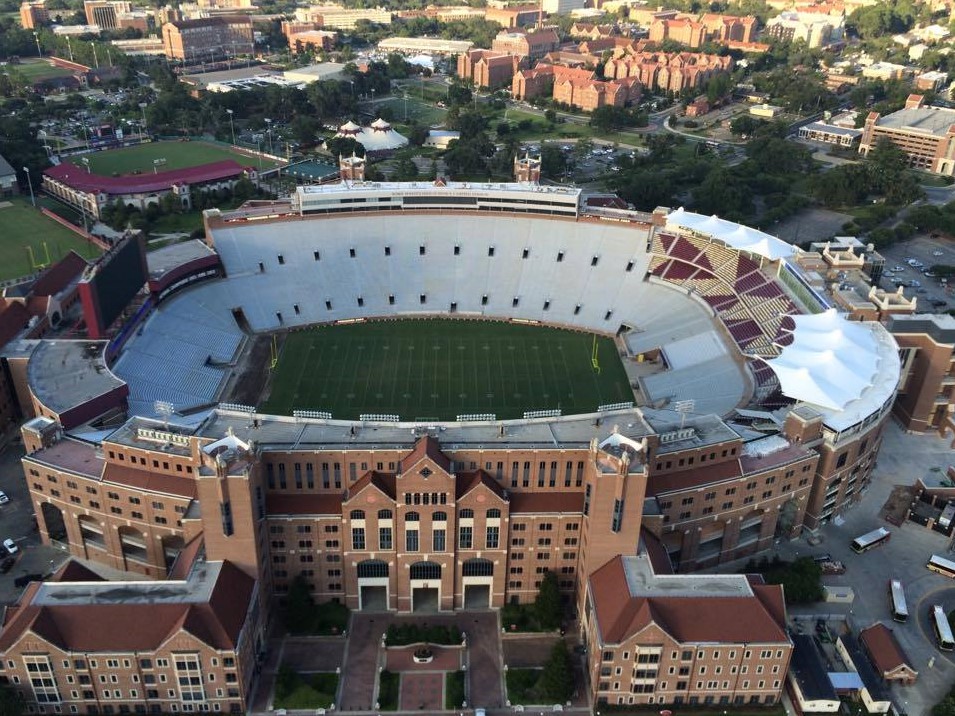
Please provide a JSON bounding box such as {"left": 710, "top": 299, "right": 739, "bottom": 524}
{"left": 12, "top": 59, "right": 75, "bottom": 81}
{"left": 0, "top": 198, "right": 102, "bottom": 281}
{"left": 68, "top": 140, "right": 284, "bottom": 175}
{"left": 261, "top": 320, "right": 632, "bottom": 421}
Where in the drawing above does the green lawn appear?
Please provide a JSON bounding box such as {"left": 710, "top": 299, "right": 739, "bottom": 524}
{"left": 68, "top": 140, "right": 284, "bottom": 176}
{"left": 261, "top": 319, "right": 632, "bottom": 420}
{"left": 11, "top": 59, "right": 75, "bottom": 81}
{"left": 273, "top": 670, "right": 338, "bottom": 710}
{"left": 378, "top": 671, "right": 400, "bottom": 711}
{"left": 367, "top": 97, "right": 447, "bottom": 126}
{"left": 0, "top": 198, "right": 102, "bottom": 280}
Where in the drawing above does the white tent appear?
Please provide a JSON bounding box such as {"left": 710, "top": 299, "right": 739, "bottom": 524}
{"left": 333, "top": 118, "right": 408, "bottom": 153}
{"left": 666, "top": 207, "right": 795, "bottom": 261}
{"left": 765, "top": 310, "right": 900, "bottom": 427}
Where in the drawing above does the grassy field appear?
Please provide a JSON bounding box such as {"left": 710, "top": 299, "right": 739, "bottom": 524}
{"left": 68, "top": 140, "right": 284, "bottom": 175}
{"left": 367, "top": 97, "right": 447, "bottom": 127}
{"left": 0, "top": 198, "right": 102, "bottom": 281}
{"left": 262, "top": 319, "right": 631, "bottom": 420}
{"left": 12, "top": 59, "right": 75, "bottom": 81}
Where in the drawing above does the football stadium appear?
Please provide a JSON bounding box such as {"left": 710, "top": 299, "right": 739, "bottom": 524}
{"left": 1, "top": 162, "right": 904, "bottom": 713}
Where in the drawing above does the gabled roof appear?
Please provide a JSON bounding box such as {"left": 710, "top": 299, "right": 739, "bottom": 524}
{"left": 0, "top": 301, "right": 32, "bottom": 347}
{"left": 455, "top": 469, "right": 507, "bottom": 501}
{"left": 589, "top": 555, "right": 789, "bottom": 646}
{"left": 399, "top": 435, "right": 451, "bottom": 474}
{"left": 30, "top": 251, "right": 89, "bottom": 297}
{"left": 860, "top": 623, "right": 917, "bottom": 676}
{"left": 347, "top": 470, "right": 396, "bottom": 500}
{"left": 51, "top": 561, "right": 104, "bottom": 583}
{"left": 0, "top": 561, "right": 255, "bottom": 653}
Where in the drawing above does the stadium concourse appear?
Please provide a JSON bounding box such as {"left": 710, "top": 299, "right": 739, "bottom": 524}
{"left": 1, "top": 175, "right": 905, "bottom": 714}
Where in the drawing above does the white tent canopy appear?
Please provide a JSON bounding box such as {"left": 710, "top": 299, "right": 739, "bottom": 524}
{"left": 666, "top": 207, "right": 795, "bottom": 261}
{"left": 334, "top": 118, "right": 409, "bottom": 152}
{"left": 765, "top": 310, "right": 900, "bottom": 426}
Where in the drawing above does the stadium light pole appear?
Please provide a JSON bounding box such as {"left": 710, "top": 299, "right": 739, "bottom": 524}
{"left": 264, "top": 118, "right": 273, "bottom": 155}
{"left": 226, "top": 109, "right": 235, "bottom": 146}
{"left": 90, "top": 42, "right": 99, "bottom": 69}
{"left": 22, "top": 167, "right": 35, "bottom": 207}
{"left": 33, "top": 32, "right": 41, "bottom": 57}
{"left": 138, "top": 102, "right": 147, "bottom": 138}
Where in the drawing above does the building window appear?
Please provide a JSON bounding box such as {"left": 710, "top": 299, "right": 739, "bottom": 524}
{"left": 406, "top": 530, "right": 419, "bottom": 552}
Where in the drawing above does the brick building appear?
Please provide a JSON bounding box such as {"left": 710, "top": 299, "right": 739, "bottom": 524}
{"left": 490, "top": 28, "right": 560, "bottom": 62}
{"left": 511, "top": 62, "right": 595, "bottom": 100}
{"left": 485, "top": 4, "right": 541, "bottom": 28}
{"left": 160, "top": 16, "right": 253, "bottom": 61}
{"left": 605, "top": 51, "right": 733, "bottom": 93}
{"left": 553, "top": 76, "right": 641, "bottom": 111}
{"left": 583, "top": 553, "right": 791, "bottom": 708}
{"left": 457, "top": 49, "right": 520, "bottom": 88}
{"left": 649, "top": 17, "right": 706, "bottom": 47}
{"left": 860, "top": 94, "right": 955, "bottom": 176}
{"left": 888, "top": 314, "right": 955, "bottom": 432}
{"left": 0, "top": 557, "right": 264, "bottom": 716}
{"left": 19, "top": 0, "right": 49, "bottom": 28}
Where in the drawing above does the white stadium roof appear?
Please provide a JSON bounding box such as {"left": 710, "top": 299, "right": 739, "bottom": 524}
{"left": 765, "top": 310, "right": 900, "bottom": 431}
{"left": 335, "top": 118, "right": 408, "bottom": 152}
{"left": 666, "top": 208, "right": 795, "bottom": 261}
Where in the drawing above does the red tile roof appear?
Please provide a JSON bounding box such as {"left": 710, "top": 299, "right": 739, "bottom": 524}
{"left": 589, "top": 555, "right": 789, "bottom": 646}
{"left": 399, "top": 435, "right": 451, "bottom": 474}
{"left": 509, "top": 491, "right": 584, "bottom": 514}
{"left": 860, "top": 623, "right": 916, "bottom": 676}
{"left": 0, "top": 562, "right": 254, "bottom": 653}
{"left": 647, "top": 459, "right": 742, "bottom": 496}
{"left": 347, "top": 470, "right": 396, "bottom": 500}
{"left": 267, "top": 493, "right": 343, "bottom": 515}
{"left": 455, "top": 470, "right": 507, "bottom": 501}
{"left": 52, "top": 561, "right": 104, "bottom": 583}
{"left": 168, "top": 535, "right": 204, "bottom": 581}
{"left": 102, "top": 462, "right": 197, "bottom": 499}
{"left": 30, "top": 251, "right": 88, "bottom": 297}
{"left": 44, "top": 160, "right": 248, "bottom": 195}
{"left": 0, "top": 301, "right": 32, "bottom": 347}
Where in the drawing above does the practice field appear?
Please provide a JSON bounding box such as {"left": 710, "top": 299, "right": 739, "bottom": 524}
{"left": 68, "top": 140, "right": 284, "bottom": 175}
{"left": 12, "top": 59, "right": 75, "bottom": 82}
{"left": 261, "top": 320, "right": 632, "bottom": 421}
{"left": 0, "top": 198, "right": 102, "bottom": 281}
{"left": 366, "top": 97, "right": 447, "bottom": 127}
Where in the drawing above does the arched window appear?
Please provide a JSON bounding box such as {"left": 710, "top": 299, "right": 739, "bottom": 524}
{"left": 432, "top": 511, "right": 447, "bottom": 522}
{"left": 459, "top": 508, "right": 474, "bottom": 519}
{"left": 357, "top": 560, "right": 390, "bottom": 579}
{"left": 487, "top": 508, "right": 501, "bottom": 519}
{"left": 462, "top": 558, "right": 494, "bottom": 577}
{"left": 350, "top": 509, "right": 365, "bottom": 520}
{"left": 378, "top": 509, "right": 393, "bottom": 520}
{"left": 410, "top": 561, "right": 442, "bottom": 580}
{"left": 405, "top": 511, "right": 419, "bottom": 522}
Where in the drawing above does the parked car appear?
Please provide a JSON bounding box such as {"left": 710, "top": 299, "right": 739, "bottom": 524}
{"left": 3, "top": 539, "right": 18, "bottom": 555}
{"left": 0, "top": 492, "right": 10, "bottom": 505}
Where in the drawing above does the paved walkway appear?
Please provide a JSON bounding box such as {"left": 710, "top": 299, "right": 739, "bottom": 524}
{"left": 399, "top": 672, "right": 444, "bottom": 711}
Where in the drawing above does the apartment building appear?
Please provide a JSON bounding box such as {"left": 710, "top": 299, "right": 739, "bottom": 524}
{"left": 888, "top": 314, "right": 955, "bottom": 432}
{"left": 0, "top": 558, "right": 264, "bottom": 716}
{"left": 860, "top": 94, "right": 955, "bottom": 176}
{"left": 605, "top": 51, "right": 733, "bottom": 93}
{"left": 553, "top": 75, "right": 641, "bottom": 111}
{"left": 582, "top": 553, "right": 791, "bottom": 708}
{"left": 83, "top": 0, "right": 131, "bottom": 30}
{"left": 511, "top": 62, "right": 595, "bottom": 100}
{"left": 649, "top": 17, "right": 706, "bottom": 47}
{"left": 457, "top": 49, "right": 520, "bottom": 88}
{"left": 19, "top": 0, "right": 49, "bottom": 28}
{"left": 160, "top": 16, "right": 253, "bottom": 61}
{"left": 491, "top": 28, "right": 560, "bottom": 62}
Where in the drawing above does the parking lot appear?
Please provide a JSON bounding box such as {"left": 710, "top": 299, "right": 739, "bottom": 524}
{"left": 878, "top": 233, "right": 955, "bottom": 311}
{"left": 773, "top": 422, "right": 955, "bottom": 715}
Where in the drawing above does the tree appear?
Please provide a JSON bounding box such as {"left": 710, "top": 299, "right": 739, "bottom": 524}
{"left": 325, "top": 136, "right": 365, "bottom": 159}
{"left": 538, "top": 641, "right": 573, "bottom": 703}
{"left": 0, "top": 684, "right": 23, "bottom": 716}
{"left": 534, "top": 571, "right": 562, "bottom": 630}
{"left": 540, "top": 145, "right": 567, "bottom": 179}
{"left": 283, "top": 574, "right": 316, "bottom": 633}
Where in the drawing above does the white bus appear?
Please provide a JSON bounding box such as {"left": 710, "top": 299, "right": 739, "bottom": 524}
{"left": 933, "top": 604, "right": 955, "bottom": 651}
{"left": 850, "top": 527, "right": 891, "bottom": 554}
{"left": 889, "top": 580, "right": 908, "bottom": 623}
{"left": 928, "top": 554, "right": 955, "bottom": 579}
